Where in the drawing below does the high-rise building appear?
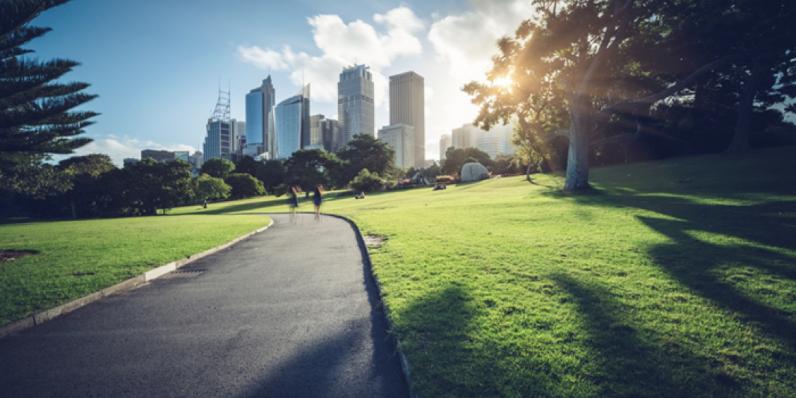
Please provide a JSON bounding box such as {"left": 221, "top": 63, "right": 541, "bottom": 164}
{"left": 231, "top": 119, "right": 246, "bottom": 158}
{"left": 274, "top": 84, "right": 310, "bottom": 159}
{"left": 321, "top": 118, "right": 342, "bottom": 152}
{"left": 203, "top": 89, "right": 233, "bottom": 162}
{"left": 452, "top": 123, "right": 480, "bottom": 148}
{"left": 245, "top": 76, "right": 276, "bottom": 158}
{"left": 338, "top": 65, "right": 374, "bottom": 143}
{"left": 190, "top": 151, "right": 203, "bottom": 172}
{"left": 309, "top": 114, "right": 325, "bottom": 148}
{"left": 439, "top": 134, "right": 452, "bottom": 160}
{"left": 378, "top": 123, "right": 415, "bottom": 169}
{"left": 389, "top": 71, "right": 425, "bottom": 168}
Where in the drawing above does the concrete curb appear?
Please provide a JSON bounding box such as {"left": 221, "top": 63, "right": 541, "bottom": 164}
{"left": 319, "top": 213, "right": 420, "bottom": 398}
{"left": 0, "top": 219, "right": 274, "bottom": 339}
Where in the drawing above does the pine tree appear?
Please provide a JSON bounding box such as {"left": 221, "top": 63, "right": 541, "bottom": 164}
{"left": 0, "top": 0, "right": 97, "bottom": 190}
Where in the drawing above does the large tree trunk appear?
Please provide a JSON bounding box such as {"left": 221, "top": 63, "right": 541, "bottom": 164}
{"left": 727, "top": 63, "right": 761, "bottom": 153}
{"left": 564, "top": 96, "right": 591, "bottom": 192}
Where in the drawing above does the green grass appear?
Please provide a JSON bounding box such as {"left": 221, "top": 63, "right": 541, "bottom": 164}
{"left": 0, "top": 213, "right": 270, "bottom": 325}
{"left": 189, "top": 146, "right": 796, "bottom": 397}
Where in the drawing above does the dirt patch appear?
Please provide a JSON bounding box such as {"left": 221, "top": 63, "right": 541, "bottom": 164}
{"left": 364, "top": 235, "right": 386, "bottom": 249}
{"left": 0, "top": 249, "right": 38, "bottom": 262}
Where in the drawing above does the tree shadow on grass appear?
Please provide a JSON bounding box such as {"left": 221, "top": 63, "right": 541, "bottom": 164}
{"left": 638, "top": 215, "right": 796, "bottom": 349}
{"left": 551, "top": 273, "right": 735, "bottom": 397}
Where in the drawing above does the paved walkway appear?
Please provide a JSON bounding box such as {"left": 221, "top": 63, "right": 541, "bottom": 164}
{"left": 0, "top": 214, "right": 408, "bottom": 397}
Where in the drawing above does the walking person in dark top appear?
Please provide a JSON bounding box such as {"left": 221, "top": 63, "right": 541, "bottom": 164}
{"left": 288, "top": 185, "right": 300, "bottom": 223}
{"left": 313, "top": 185, "right": 324, "bottom": 221}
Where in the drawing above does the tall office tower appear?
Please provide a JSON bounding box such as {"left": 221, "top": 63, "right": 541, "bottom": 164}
{"left": 203, "top": 89, "right": 233, "bottom": 162}
{"left": 439, "top": 134, "right": 452, "bottom": 160}
{"left": 321, "top": 118, "right": 342, "bottom": 152}
{"left": 338, "top": 65, "right": 374, "bottom": 143}
{"left": 378, "top": 123, "right": 415, "bottom": 169}
{"left": 245, "top": 76, "right": 276, "bottom": 158}
{"left": 389, "top": 71, "right": 425, "bottom": 168}
{"left": 274, "top": 84, "right": 310, "bottom": 159}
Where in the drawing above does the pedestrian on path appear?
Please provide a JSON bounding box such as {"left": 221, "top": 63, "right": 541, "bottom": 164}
{"left": 288, "top": 185, "right": 300, "bottom": 223}
{"left": 313, "top": 185, "right": 324, "bottom": 221}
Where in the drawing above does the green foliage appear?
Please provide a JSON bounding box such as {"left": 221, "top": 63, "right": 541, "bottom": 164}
{"left": 224, "top": 172, "right": 265, "bottom": 199}
{"left": 255, "top": 159, "right": 286, "bottom": 194}
{"left": 284, "top": 149, "right": 340, "bottom": 192}
{"left": 0, "top": 0, "right": 97, "bottom": 194}
{"left": 194, "top": 173, "right": 230, "bottom": 202}
{"left": 337, "top": 134, "right": 394, "bottom": 183}
{"left": 124, "top": 159, "right": 193, "bottom": 215}
{"left": 441, "top": 147, "right": 492, "bottom": 175}
{"left": 349, "top": 168, "right": 384, "bottom": 193}
{"left": 234, "top": 156, "right": 258, "bottom": 176}
{"left": 200, "top": 158, "right": 235, "bottom": 179}
{"left": 56, "top": 154, "right": 116, "bottom": 218}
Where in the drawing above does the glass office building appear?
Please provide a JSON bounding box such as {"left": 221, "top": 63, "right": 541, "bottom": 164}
{"left": 274, "top": 84, "right": 310, "bottom": 159}
{"left": 244, "top": 76, "right": 275, "bottom": 157}
{"left": 203, "top": 119, "right": 232, "bottom": 162}
{"left": 338, "top": 65, "right": 374, "bottom": 144}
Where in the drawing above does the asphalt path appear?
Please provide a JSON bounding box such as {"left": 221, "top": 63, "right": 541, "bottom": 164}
{"left": 0, "top": 213, "right": 408, "bottom": 397}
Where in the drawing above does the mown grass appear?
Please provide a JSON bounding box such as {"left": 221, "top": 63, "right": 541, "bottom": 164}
{"left": 183, "top": 146, "right": 796, "bottom": 397}
{"left": 0, "top": 213, "right": 270, "bottom": 325}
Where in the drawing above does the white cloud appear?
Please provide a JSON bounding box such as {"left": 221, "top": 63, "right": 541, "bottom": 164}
{"left": 428, "top": 0, "right": 533, "bottom": 82}
{"left": 69, "top": 135, "right": 196, "bottom": 166}
{"left": 237, "top": 6, "right": 423, "bottom": 105}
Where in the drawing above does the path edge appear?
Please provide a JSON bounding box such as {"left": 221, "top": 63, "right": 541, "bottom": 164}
{"left": 322, "top": 213, "right": 420, "bottom": 398}
{"left": 0, "top": 219, "right": 274, "bottom": 339}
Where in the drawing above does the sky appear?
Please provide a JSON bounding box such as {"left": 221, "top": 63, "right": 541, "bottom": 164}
{"left": 30, "top": 0, "right": 535, "bottom": 165}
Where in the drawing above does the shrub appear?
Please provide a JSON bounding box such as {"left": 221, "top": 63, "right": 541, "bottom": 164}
{"left": 224, "top": 173, "right": 265, "bottom": 199}
{"left": 349, "top": 169, "right": 385, "bottom": 192}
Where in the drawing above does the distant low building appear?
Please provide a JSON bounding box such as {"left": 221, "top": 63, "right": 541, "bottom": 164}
{"left": 173, "top": 151, "right": 190, "bottom": 162}
{"left": 141, "top": 149, "right": 174, "bottom": 162}
{"left": 123, "top": 158, "right": 139, "bottom": 167}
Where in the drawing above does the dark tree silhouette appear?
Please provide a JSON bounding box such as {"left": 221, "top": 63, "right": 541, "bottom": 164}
{"left": 0, "top": 0, "right": 97, "bottom": 192}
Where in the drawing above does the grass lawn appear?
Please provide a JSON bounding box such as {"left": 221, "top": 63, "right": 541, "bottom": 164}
{"left": 185, "top": 146, "right": 796, "bottom": 397}
{"left": 0, "top": 213, "right": 271, "bottom": 325}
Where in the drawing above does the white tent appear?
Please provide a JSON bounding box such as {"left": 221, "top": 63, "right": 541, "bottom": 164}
{"left": 460, "top": 162, "right": 489, "bottom": 182}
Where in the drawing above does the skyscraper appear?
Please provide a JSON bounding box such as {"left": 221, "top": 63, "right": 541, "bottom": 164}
{"left": 321, "top": 118, "right": 342, "bottom": 152}
{"left": 274, "top": 84, "right": 310, "bottom": 159}
{"left": 389, "top": 71, "right": 425, "bottom": 168}
{"left": 338, "top": 65, "right": 374, "bottom": 143}
{"left": 439, "top": 134, "right": 452, "bottom": 161}
{"left": 203, "top": 89, "right": 233, "bottom": 162}
{"left": 378, "top": 123, "right": 415, "bottom": 169}
{"left": 245, "top": 76, "right": 275, "bottom": 158}
{"left": 231, "top": 119, "right": 246, "bottom": 158}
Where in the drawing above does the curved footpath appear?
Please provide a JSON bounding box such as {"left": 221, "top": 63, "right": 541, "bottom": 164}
{"left": 0, "top": 214, "right": 408, "bottom": 397}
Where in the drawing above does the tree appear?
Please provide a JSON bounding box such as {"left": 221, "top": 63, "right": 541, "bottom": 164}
{"left": 125, "top": 159, "right": 192, "bottom": 215}
{"left": 467, "top": 0, "right": 737, "bottom": 192}
{"left": 234, "top": 155, "right": 258, "bottom": 176}
{"left": 200, "top": 158, "right": 235, "bottom": 179}
{"left": 194, "top": 174, "right": 230, "bottom": 205}
{"left": 57, "top": 154, "right": 115, "bottom": 218}
{"left": 255, "top": 159, "right": 286, "bottom": 194}
{"left": 224, "top": 173, "right": 265, "bottom": 199}
{"left": 284, "top": 149, "right": 340, "bottom": 192}
{"left": 337, "top": 134, "right": 394, "bottom": 183}
{"left": 349, "top": 169, "right": 384, "bottom": 193}
{"left": 0, "top": 0, "right": 98, "bottom": 195}
{"left": 441, "top": 147, "right": 492, "bottom": 176}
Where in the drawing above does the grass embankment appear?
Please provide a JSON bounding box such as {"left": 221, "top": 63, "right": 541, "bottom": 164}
{"left": 186, "top": 147, "right": 795, "bottom": 397}
{"left": 0, "top": 213, "right": 270, "bottom": 325}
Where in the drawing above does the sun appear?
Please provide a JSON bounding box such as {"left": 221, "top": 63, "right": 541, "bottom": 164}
{"left": 492, "top": 76, "right": 513, "bottom": 90}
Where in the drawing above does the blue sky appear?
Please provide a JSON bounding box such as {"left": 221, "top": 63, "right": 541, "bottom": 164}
{"left": 31, "top": 0, "right": 533, "bottom": 164}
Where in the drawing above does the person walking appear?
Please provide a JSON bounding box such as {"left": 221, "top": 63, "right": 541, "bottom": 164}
{"left": 312, "top": 185, "right": 324, "bottom": 221}
{"left": 288, "top": 185, "right": 299, "bottom": 223}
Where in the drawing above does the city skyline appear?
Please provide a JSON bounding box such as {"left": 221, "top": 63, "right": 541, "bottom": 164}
{"left": 30, "top": 0, "right": 536, "bottom": 165}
